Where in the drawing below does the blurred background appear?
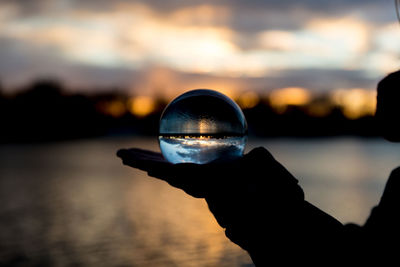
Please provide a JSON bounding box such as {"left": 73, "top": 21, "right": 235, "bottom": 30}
{"left": 1, "top": 0, "right": 400, "bottom": 266}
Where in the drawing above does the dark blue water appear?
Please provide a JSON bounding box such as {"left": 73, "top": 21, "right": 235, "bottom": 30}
{"left": 1, "top": 137, "right": 399, "bottom": 266}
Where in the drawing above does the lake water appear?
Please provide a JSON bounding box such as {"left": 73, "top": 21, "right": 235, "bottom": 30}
{"left": 1, "top": 137, "right": 400, "bottom": 266}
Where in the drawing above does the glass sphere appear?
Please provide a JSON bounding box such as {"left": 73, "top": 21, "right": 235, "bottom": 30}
{"left": 159, "top": 89, "right": 248, "bottom": 164}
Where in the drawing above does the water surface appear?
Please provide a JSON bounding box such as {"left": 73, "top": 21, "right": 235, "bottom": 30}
{"left": 1, "top": 137, "right": 399, "bottom": 266}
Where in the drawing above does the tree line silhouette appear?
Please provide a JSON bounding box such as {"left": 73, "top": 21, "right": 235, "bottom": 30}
{"left": 0, "top": 79, "right": 378, "bottom": 143}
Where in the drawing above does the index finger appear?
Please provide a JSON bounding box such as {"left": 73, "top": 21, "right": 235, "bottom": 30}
{"left": 117, "top": 148, "right": 170, "bottom": 176}
{"left": 117, "top": 148, "right": 211, "bottom": 197}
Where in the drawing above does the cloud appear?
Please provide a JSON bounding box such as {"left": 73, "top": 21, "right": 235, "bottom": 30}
{"left": 0, "top": 0, "right": 398, "bottom": 94}
{"left": 2, "top": 0, "right": 395, "bottom": 28}
{"left": 128, "top": 0, "right": 380, "bottom": 14}
{"left": 0, "top": 37, "right": 64, "bottom": 87}
{"left": 254, "top": 68, "right": 379, "bottom": 92}
{"left": 0, "top": 35, "right": 135, "bottom": 90}
{"left": 0, "top": 34, "right": 377, "bottom": 96}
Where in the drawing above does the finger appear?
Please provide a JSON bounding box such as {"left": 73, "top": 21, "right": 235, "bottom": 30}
{"left": 117, "top": 148, "right": 180, "bottom": 185}
{"left": 116, "top": 148, "right": 211, "bottom": 197}
{"left": 117, "top": 148, "right": 167, "bottom": 170}
{"left": 153, "top": 163, "right": 213, "bottom": 198}
{"left": 117, "top": 148, "right": 164, "bottom": 162}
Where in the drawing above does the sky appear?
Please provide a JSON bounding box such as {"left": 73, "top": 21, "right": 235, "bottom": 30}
{"left": 0, "top": 0, "right": 399, "bottom": 97}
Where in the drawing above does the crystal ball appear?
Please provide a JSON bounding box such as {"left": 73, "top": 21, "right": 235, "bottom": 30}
{"left": 159, "top": 89, "right": 248, "bottom": 164}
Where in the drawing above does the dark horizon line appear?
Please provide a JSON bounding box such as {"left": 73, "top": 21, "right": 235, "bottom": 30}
{"left": 158, "top": 133, "right": 247, "bottom": 138}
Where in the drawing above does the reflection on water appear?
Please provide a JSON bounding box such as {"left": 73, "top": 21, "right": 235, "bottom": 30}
{"left": 248, "top": 138, "right": 400, "bottom": 224}
{"left": 0, "top": 137, "right": 399, "bottom": 266}
{"left": 0, "top": 138, "right": 252, "bottom": 267}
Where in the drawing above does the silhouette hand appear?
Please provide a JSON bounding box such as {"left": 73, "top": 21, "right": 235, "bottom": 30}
{"left": 116, "top": 147, "right": 303, "bottom": 198}
{"left": 117, "top": 147, "right": 343, "bottom": 264}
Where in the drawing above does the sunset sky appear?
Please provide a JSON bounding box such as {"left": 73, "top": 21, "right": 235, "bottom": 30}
{"left": 0, "top": 0, "right": 399, "bottom": 97}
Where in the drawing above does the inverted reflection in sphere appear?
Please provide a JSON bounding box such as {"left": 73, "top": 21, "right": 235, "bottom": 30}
{"left": 159, "top": 89, "right": 248, "bottom": 164}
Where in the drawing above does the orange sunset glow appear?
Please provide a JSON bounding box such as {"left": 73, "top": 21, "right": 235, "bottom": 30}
{"left": 0, "top": 0, "right": 399, "bottom": 96}
{"left": 0, "top": 0, "right": 399, "bottom": 140}
{"left": 128, "top": 96, "right": 156, "bottom": 117}
{"left": 2, "top": 3, "right": 400, "bottom": 266}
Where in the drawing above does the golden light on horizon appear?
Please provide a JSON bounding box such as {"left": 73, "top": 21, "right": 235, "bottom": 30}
{"left": 331, "top": 88, "right": 376, "bottom": 120}
{"left": 198, "top": 120, "right": 209, "bottom": 134}
{"left": 97, "top": 100, "right": 126, "bottom": 118}
{"left": 269, "top": 87, "right": 311, "bottom": 113}
{"left": 128, "top": 96, "right": 156, "bottom": 117}
{"left": 237, "top": 91, "right": 260, "bottom": 109}
{"left": 305, "top": 101, "right": 333, "bottom": 118}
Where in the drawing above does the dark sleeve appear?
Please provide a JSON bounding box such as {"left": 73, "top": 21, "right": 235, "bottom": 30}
{"left": 238, "top": 200, "right": 345, "bottom": 266}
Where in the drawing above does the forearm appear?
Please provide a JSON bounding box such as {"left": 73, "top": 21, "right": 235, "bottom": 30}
{"left": 220, "top": 200, "right": 344, "bottom": 265}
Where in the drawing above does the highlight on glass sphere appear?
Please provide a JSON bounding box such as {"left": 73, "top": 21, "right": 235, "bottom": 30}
{"left": 159, "top": 89, "right": 248, "bottom": 164}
